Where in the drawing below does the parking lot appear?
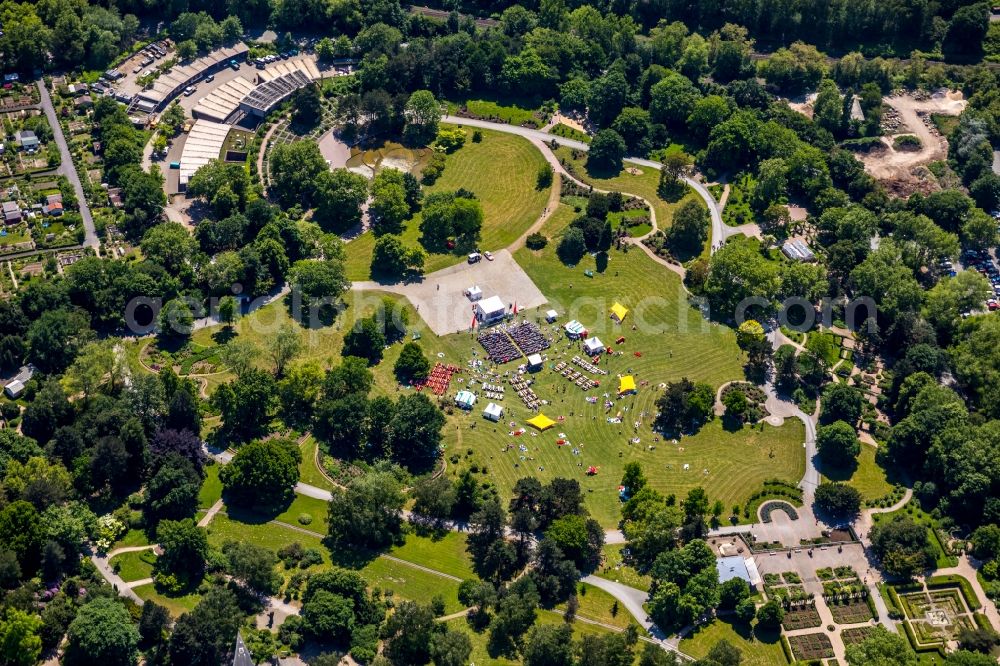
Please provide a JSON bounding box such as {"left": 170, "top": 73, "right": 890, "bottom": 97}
{"left": 114, "top": 41, "right": 178, "bottom": 98}
{"left": 959, "top": 247, "right": 1000, "bottom": 312}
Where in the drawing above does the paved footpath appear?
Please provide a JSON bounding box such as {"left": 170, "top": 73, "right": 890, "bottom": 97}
{"left": 441, "top": 116, "right": 729, "bottom": 257}
{"left": 36, "top": 80, "right": 99, "bottom": 252}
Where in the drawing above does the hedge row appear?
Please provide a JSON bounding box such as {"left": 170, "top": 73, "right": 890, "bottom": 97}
{"left": 925, "top": 574, "right": 981, "bottom": 610}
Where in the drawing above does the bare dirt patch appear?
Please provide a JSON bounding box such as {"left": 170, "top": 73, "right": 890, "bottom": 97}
{"left": 860, "top": 90, "right": 966, "bottom": 196}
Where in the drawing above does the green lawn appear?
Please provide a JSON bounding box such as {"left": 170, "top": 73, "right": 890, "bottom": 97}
{"left": 805, "top": 330, "right": 842, "bottom": 367}
{"left": 298, "top": 435, "right": 337, "bottom": 491}
{"left": 178, "top": 198, "right": 800, "bottom": 531}
{"left": 595, "top": 543, "right": 652, "bottom": 593}
{"left": 446, "top": 97, "right": 544, "bottom": 128}
{"left": 133, "top": 583, "right": 202, "bottom": 617}
{"left": 345, "top": 126, "right": 552, "bottom": 280}
{"left": 419, "top": 211, "right": 796, "bottom": 526}
{"left": 553, "top": 146, "right": 701, "bottom": 239}
{"left": 223, "top": 494, "right": 331, "bottom": 535}
{"left": 207, "top": 512, "right": 324, "bottom": 555}
{"left": 198, "top": 463, "right": 223, "bottom": 510}
{"left": 679, "top": 618, "right": 786, "bottom": 666}
{"left": 207, "top": 513, "right": 473, "bottom": 610}
{"left": 720, "top": 174, "right": 759, "bottom": 228}
{"left": 559, "top": 582, "right": 645, "bottom": 631}
{"left": 109, "top": 549, "right": 156, "bottom": 582}
{"left": 447, "top": 610, "right": 621, "bottom": 666}
{"left": 821, "top": 444, "right": 893, "bottom": 501}
{"left": 608, "top": 208, "right": 653, "bottom": 238}
{"left": 549, "top": 123, "right": 591, "bottom": 143}
{"left": 113, "top": 528, "right": 151, "bottom": 550}
{"left": 359, "top": 556, "right": 464, "bottom": 614}
{"left": 387, "top": 531, "right": 475, "bottom": 580}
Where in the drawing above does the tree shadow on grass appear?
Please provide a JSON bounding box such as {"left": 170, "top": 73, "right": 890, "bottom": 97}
{"left": 584, "top": 161, "right": 623, "bottom": 181}
{"left": 721, "top": 413, "right": 745, "bottom": 432}
{"left": 325, "top": 542, "right": 390, "bottom": 570}
{"left": 221, "top": 495, "right": 295, "bottom": 525}
{"left": 282, "top": 292, "right": 343, "bottom": 329}
{"left": 819, "top": 458, "right": 860, "bottom": 484}
{"left": 210, "top": 327, "right": 237, "bottom": 345}
{"left": 595, "top": 251, "right": 609, "bottom": 273}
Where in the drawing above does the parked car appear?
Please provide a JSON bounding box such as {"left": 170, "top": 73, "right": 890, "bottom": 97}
{"left": 468, "top": 252, "right": 482, "bottom": 264}
{"left": 484, "top": 251, "right": 494, "bottom": 261}
{"left": 205, "top": 74, "right": 214, "bottom": 82}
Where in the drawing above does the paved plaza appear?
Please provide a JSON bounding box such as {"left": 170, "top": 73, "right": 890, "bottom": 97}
{"left": 352, "top": 249, "right": 548, "bottom": 335}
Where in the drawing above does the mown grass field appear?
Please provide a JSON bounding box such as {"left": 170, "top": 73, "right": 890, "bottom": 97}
{"left": 109, "top": 549, "right": 156, "bottom": 582}
{"left": 345, "top": 126, "right": 552, "bottom": 280}
{"left": 112, "top": 528, "right": 151, "bottom": 550}
{"left": 821, "top": 444, "right": 893, "bottom": 501}
{"left": 679, "top": 618, "right": 786, "bottom": 666}
{"left": 447, "top": 611, "right": 621, "bottom": 666}
{"left": 223, "top": 493, "right": 331, "bottom": 535}
{"left": 559, "top": 582, "right": 645, "bottom": 632}
{"left": 177, "top": 198, "right": 801, "bottom": 527}
{"left": 422, "top": 204, "right": 799, "bottom": 526}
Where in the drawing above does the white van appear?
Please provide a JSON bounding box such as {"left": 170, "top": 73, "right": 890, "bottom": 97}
{"left": 468, "top": 252, "right": 482, "bottom": 264}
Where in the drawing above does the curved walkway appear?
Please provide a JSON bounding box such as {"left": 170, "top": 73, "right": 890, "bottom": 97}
{"left": 442, "top": 116, "right": 728, "bottom": 258}
{"left": 513, "top": 134, "right": 688, "bottom": 281}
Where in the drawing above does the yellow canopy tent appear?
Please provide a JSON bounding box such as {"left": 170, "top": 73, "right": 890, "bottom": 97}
{"left": 527, "top": 413, "right": 556, "bottom": 431}
{"left": 610, "top": 302, "right": 629, "bottom": 323}
{"left": 618, "top": 375, "right": 636, "bottom": 395}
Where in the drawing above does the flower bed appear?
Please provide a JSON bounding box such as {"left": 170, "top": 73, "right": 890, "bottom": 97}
{"left": 828, "top": 598, "right": 875, "bottom": 624}
{"left": 787, "top": 633, "right": 834, "bottom": 660}
{"left": 760, "top": 500, "right": 799, "bottom": 523}
{"left": 841, "top": 626, "right": 878, "bottom": 646}
{"left": 781, "top": 604, "right": 822, "bottom": 630}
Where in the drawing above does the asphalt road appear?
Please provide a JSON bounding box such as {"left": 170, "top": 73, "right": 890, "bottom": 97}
{"left": 441, "top": 115, "right": 727, "bottom": 255}
{"left": 36, "top": 79, "right": 99, "bottom": 252}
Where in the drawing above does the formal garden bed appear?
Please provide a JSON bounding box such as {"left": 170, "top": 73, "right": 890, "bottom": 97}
{"left": 764, "top": 572, "right": 812, "bottom": 605}
{"left": 827, "top": 598, "right": 876, "bottom": 624}
{"left": 896, "top": 586, "right": 978, "bottom": 650}
{"left": 786, "top": 633, "right": 835, "bottom": 660}
{"left": 760, "top": 500, "right": 799, "bottom": 523}
{"left": 742, "top": 479, "right": 803, "bottom": 522}
{"left": 841, "top": 626, "right": 878, "bottom": 646}
{"left": 781, "top": 603, "right": 823, "bottom": 630}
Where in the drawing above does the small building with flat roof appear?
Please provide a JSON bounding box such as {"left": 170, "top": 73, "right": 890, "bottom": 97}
{"left": 716, "top": 556, "right": 762, "bottom": 590}
{"left": 782, "top": 238, "right": 815, "bottom": 262}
